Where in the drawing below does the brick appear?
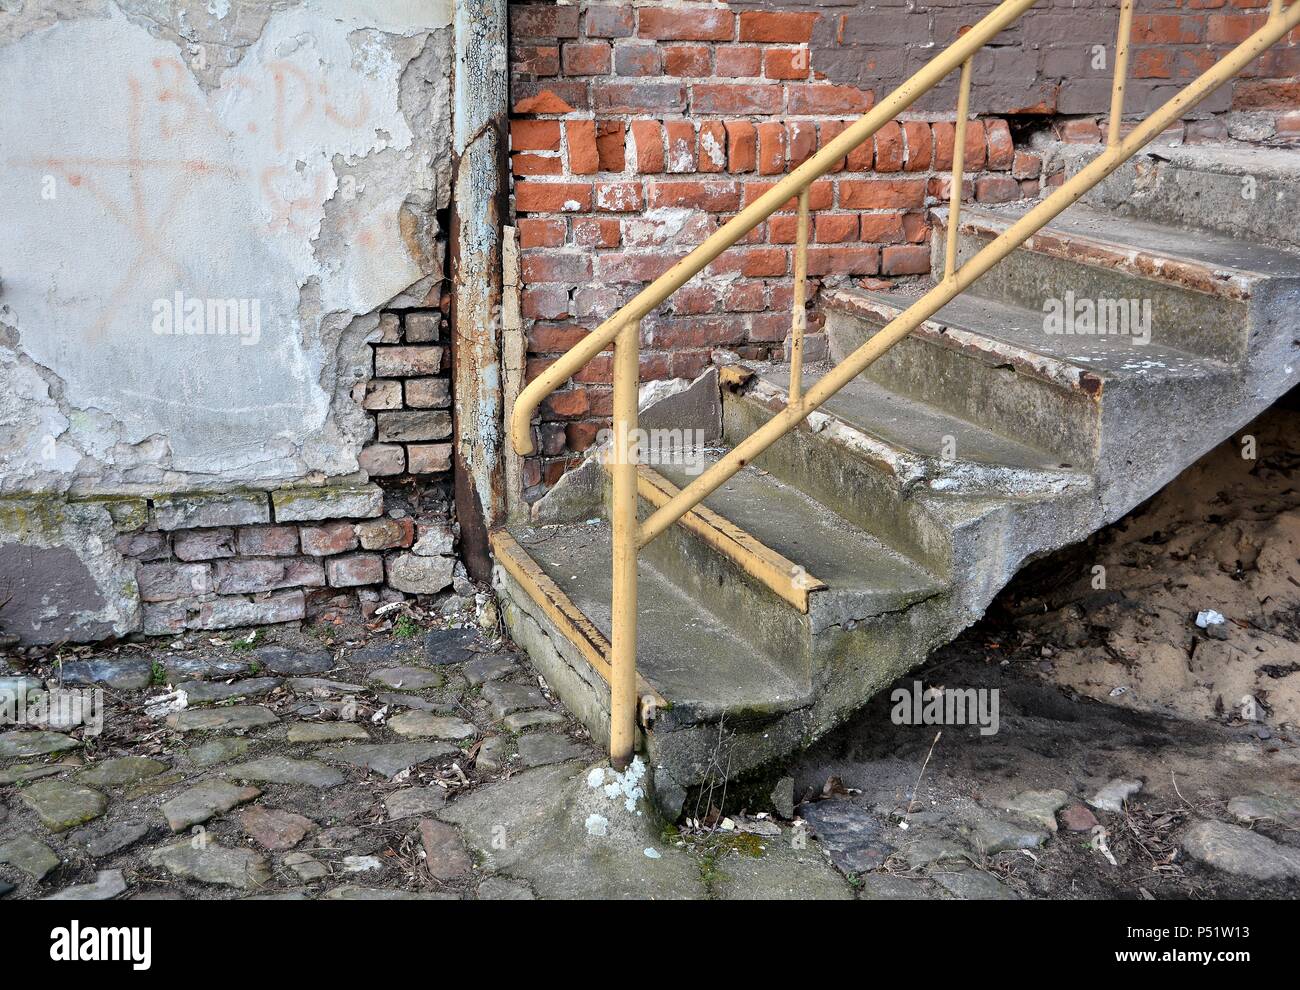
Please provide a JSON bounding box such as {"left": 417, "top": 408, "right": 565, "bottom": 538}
{"left": 698, "top": 121, "right": 727, "bottom": 173}
{"left": 814, "top": 214, "right": 859, "bottom": 244}
{"left": 764, "top": 48, "right": 809, "bottom": 80}
{"left": 190, "top": 589, "right": 304, "bottom": 631}
{"left": 708, "top": 246, "right": 788, "bottom": 277}
{"left": 562, "top": 41, "right": 611, "bottom": 75}
{"left": 377, "top": 411, "right": 452, "bottom": 444}
{"left": 408, "top": 444, "right": 454, "bottom": 475}
{"left": 1059, "top": 118, "right": 1102, "bottom": 143}
{"left": 787, "top": 121, "right": 816, "bottom": 167}
{"left": 902, "top": 121, "right": 932, "bottom": 172}
{"left": 518, "top": 218, "right": 566, "bottom": 249}
{"left": 1232, "top": 79, "right": 1300, "bottom": 110}
{"left": 326, "top": 553, "right": 384, "bottom": 588}
{"left": 213, "top": 557, "right": 324, "bottom": 594}
{"left": 757, "top": 122, "right": 785, "bottom": 175}
{"left": 638, "top": 8, "right": 733, "bottom": 41}
{"left": 543, "top": 389, "right": 590, "bottom": 419}
{"left": 976, "top": 176, "right": 1023, "bottom": 204}
{"left": 630, "top": 120, "right": 664, "bottom": 173}
{"left": 512, "top": 152, "right": 562, "bottom": 177}
{"left": 529, "top": 324, "right": 591, "bottom": 353}
{"left": 355, "top": 517, "right": 415, "bottom": 551}
{"left": 985, "top": 119, "right": 1014, "bottom": 170}
{"left": 596, "top": 122, "right": 626, "bottom": 171}
{"left": 522, "top": 285, "right": 571, "bottom": 320}
{"left": 840, "top": 179, "right": 926, "bottom": 209}
{"left": 670, "top": 285, "right": 719, "bottom": 315}
{"left": 743, "top": 179, "right": 832, "bottom": 212}
{"left": 859, "top": 212, "right": 907, "bottom": 244}
{"left": 511, "top": 4, "right": 579, "bottom": 39}
{"left": 173, "top": 527, "right": 235, "bottom": 561}
{"left": 817, "top": 120, "right": 848, "bottom": 172}
{"left": 932, "top": 122, "right": 955, "bottom": 169}
{"left": 596, "top": 251, "right": 681, "bottom": 283}
{"left": 585, "top": 5, "right": 635, "bottom": 38}
{"left": 404, "top": 313, "right": 440, "bottom": 343}
{"left": 594, "top": 182, "right": 644, "bottom": 212}
{"left": 510, "top": 119, "right": 561, "bottom": 152}
{"left": 1012, "top": 151, "right": 1042, "bottom": 180}
{"left": 716, "top": 46, "right": 761, "bottom": 77}
{"left": 787, "top": 84, "right": 872, "bottom": 115}
{"left": 404, "top": 378, "right": 450, "bottom": 409}
{"left": 650, "top": 180, "right": 741, "bottom": 212}
{"left": 614, "top": 43, "right": 661, "bottom": 77}
{"left": 874, "top": 121, "right": 904, "bottom": 172}
{"left": 514, "top": 90, "right": 576, "bottom": 115}
{"left": 1133, "top": 13, "right": 1205, "bottom": 43}
{"left": 359, "top": 444, "right": 405, "bottom": 477}
{"left": 593, "top": 80, "right": 686, "bottom": 114}
{"left": 665, "top": 121, "right": 698, "bottom": 173}
{"left": 138, "top": 563, "right": 212, "bottom": 602}
{"left": 692, "top": 83, "right": 784, "bottom": 115}
{"left": 565, "top": 120, "right": 600, "bottom": 174}
{"left": 272, "top": 485, "right": 384, "bottom": 523}
{"left": 362, "top": 379, "right": 402, "bottom": 410}
{"left": 300, "top": 521, "right": 359, "bottom": 556}
{"left": 236, "top": 525, "right": 299, "bottom": 557}
{"left": 740, "top": 11, "right": 820, "bottom": 43}
{"left": 574, "top": 217, "right": 621, "bottom": 248}
{"left": 412, "top": 521, "right": 456, "bottom": 557}
{"left": 155, "top": 493, "right": 270, "bottom": 531}
{"left": 902, "top": 212, "right": 929, "bottom": 244}
{"left": 375, "top": 312, "right": 401, "bottom": 343}
{"left": 374, "top": 346, "right": 443, "bottom": 377}
{"left": 881, "top": 245, "right": 931, "bottom": 276}
{"left": 806, "top": 246, "right": 879, "bottom": 276}
{"left": 664, "top": 45, "right": 710, "bottom": 77}
{"left": 846, "top": 133, "right": 873, "bottom": 172}
{"left": 516, "top": 182, "right": 593, "bottom": 212}
{"left": 386, "top": 554, "right": 454, "bottom": 595}
{"left": 513, "top": 43, "right": 559, "bottom": 78}
{"left": 725, "top": 120, "right": 757, "bottom": 172}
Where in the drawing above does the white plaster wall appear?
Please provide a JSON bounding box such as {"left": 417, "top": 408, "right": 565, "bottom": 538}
{"left": 0, "top": 0, "right": 454, "bottom": 494}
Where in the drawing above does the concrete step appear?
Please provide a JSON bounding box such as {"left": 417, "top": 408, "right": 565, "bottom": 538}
{"left": 720, "top": 365, "right": 1090, "bottom": 577}
{"left": 937, "top": 202, "right": 1300, "bottom": 364}
{"left": 821, "top": 285, "right": 1234, "bottom": 470}
{"left": 1054, "top": 142, "right": 1300, "bottom": 251}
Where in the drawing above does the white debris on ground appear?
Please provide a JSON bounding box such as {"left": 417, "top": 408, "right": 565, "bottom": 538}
{"left": 587, "top": 756, "right": 647, "bottom": 814}
{"left": 584, "top": 814, "right": 609, "bottom": 837}
{"left": 1195, "top": 609, "right": 1226, "bottom": 629}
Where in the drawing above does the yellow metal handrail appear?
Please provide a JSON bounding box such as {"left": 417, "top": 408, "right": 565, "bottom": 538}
{"left": 509, "top": 0, "right": 1300, "bottom": 768}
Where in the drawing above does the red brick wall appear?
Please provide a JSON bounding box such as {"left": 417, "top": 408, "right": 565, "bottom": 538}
{"left": 508, "top": 1, "right": 1299, "bottom": 497}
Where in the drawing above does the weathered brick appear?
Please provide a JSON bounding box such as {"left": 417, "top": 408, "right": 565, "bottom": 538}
{"left": 664, "top": 45, "right": 710, "bottom": 77}
{"left": 902, "top": 122, "right": 932, "bottom": 172}
{"left": 592, "top": 80, "right": 687, "bottom": 114}
{"left": 1012, "top": 151, "right": 1042, "bottom": 180}
{"left": 375, "top": 312, "right": 401, "bottom": 343}
{"left": 412, "top": 521, "right": 456, "bottom": 557}
{"left": 362, "top": 379, "right": 403, "bottom": 410}
{"left": 725, "top": 120, "right": 757, "bottom": 172}
{"left": 614, "top": 43, "right": 660, "bottom": 77}
{"left": 665, "top": 121, "right": 698, "bottom": 173}
{"left": 787, "top": 120, "right": 816, "bottom": 167}
{"left": 510, "top": 119, "right": 561, "bottom": 152}
{"left": 386, "top": 554, "right": 455, "bottom": 595}
{"left": 359, "top": 445, "right": 405, "bottom": 477}
{"left": 522, "top": 285, "right": 571, "bottom": 320}
{"left": 236, "top": 525, "right": 299, "bottom": 557}
{"left": 596, "top": 121, "right": 626, "bottom": 171}
{"left": 173, "top": 528, "right": 236, "bottom": 562}
{"left": 764, "top": 48, "right": 809, "bottom": 81}
{"left": 739, "top": 11, "right": 820, "bottom": 43}
{"left": 574, "top": 217, "right": 621, "bottom": 248}
{"left": 806, "top": 246, "right": 879, "bottom": 276}
{"left": 859, "top": 212, "right": 907, "bottom": 244}
{"left": 585, "top": 5, "right": 634, "bottom": 39}
{"left": 516, "top": 182, "right": 593, "bottom": 213}
{"left": 376, "top": 411, "right": 453, "bottom": 444}
{"left": 787, "top": 84, "right": 872, "bottom": 115}
{"left": 117, "top": 530, "right": 169, "bottom": 561}
{"left": 650, "top": 180, "right": 741, "bottom": 212}
{"left": 138, "top": 563, "right": 212, "bottom": 602}
{"left": 374, "top": 346, "right": 443, "bottom": 377}
{"left": 213, "top": 557, "right": 324, "bottom": 594}
{"left": 299, "top": 521, "right": 359, "bottom": 557}
{"left": 407, "top": 444, "right": 454, "bottom": 475}
{"left": 716, "top": 46, "right": 762, "bottom": 78}
{"left": 512, "top": 152, "right": 563, "bottom": 177}
{"left": 562, "top": 41, "right": 611, "bottom": 75}
{"left": 518, "top": 218, "right": 567, "bottom": 249}
{"left": 522, "top": 251, "right": 593, "bottom": 283}
{"left": 693, "top": 83, "right": 783, "bottom": 115}
{"left": 638, "top": 8, "right": 733, "bottom": 41}
{"left": 881, "top": 245, "right": 931, "bottom": 275}
{"left": 326, "top": 553, "right": 385, "bottom": 588}
{"left": 155, "top": 493, "right": 270, "bottom": 531}
{"left": 757, "top": 122, "right": 785, "bottom": 175}
{"left": 840, "top": 179, "right": 926, "bottom": 209}
{"left": 630, "top": 120, "right": 664, "bottom": 173}
{"left": 566, "top": 119, "right": 599, "bottom": 174}
{"left": 272, "top": 485, "right": 384, "bottom": 523}
{"left": 815, "top": 214, "right": 860, "bottom": 244}
{"left": 513, "top": 89, "right": 576, "bottom": 115}
{"left": 511, "top": 4, "right": 579, "bottom": 39}
{"left": 404, "top": 312, "right": 440, "bottom": 343}
{"left": 975, "top": 176, "right": 1022, "bottom": 204}
{"left": 543, "top": 389, "right": 590, "bottom": 419}
{"left": 192, "top": 589, "right": 304, "bottom": 631}
{"left": 698, "top": 121, "right": 727, "bottom": 173}
{"left": 874, "top": 121, "right": 905, "bottom": 172}
{"left": 355, "top": 517, "right": 416, "bottom": 552}
{"left": 594, "top": 182, "right": 644, "bottom": 212}
{"left": 404, "top": 378, "right": 451, "bottom": 409}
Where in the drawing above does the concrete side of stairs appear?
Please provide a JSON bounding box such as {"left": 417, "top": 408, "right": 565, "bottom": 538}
{"left": 493, "top": 143, "right": 1300, "bottom": 818}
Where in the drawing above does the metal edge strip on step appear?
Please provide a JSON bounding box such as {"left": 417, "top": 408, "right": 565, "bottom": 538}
{"left": 935, "top": 206, "right": 1259, "bottom": 301}
{"left": 821, "top": 287, "right": 1105, "bottom": 397}
{"left": 634, "top": 464, "right": 827, "bottom": 614}
{"left": 489, "top": 530, "right": 666, "bottom": 720}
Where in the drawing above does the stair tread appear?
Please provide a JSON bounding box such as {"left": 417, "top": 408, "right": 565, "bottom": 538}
{"left": 954, "top": 202, "right": 1300, "bottom": 281}
{"left": 754, "top": 366, "right": 1073, "bottom": 472}
{"left": 507, "top": 522, "right": 809, "bottom": 714}
{"left": 833, "top": 285, "right": 1228, "bottom": 384}
{"left": 652, "top": 450, "right": 943, "bottom": 608}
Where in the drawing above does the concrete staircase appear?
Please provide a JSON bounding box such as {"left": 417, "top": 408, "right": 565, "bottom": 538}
{"left": 493, "top": 143, "right": 1300, "bottom": 817}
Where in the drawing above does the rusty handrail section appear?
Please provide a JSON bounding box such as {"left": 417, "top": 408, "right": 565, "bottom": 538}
{"left": 507, "top": 0, "right": 1300, "bottom": 768}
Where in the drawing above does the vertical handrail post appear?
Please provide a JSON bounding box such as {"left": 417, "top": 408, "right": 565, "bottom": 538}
{"left": 608, "top": 318, "right": 640, "bottom": 769}
{"left": 1109, "top": 0, "right": 1135, "bottom": 148}
{"left": 944, "top": 56, "right": 974, "bottom": 281}
{"left": 789, "top": 188, "right": 811, "bottom": 404}
{"left": 1270, "top": 0, "right": 1283, "bottom": 21}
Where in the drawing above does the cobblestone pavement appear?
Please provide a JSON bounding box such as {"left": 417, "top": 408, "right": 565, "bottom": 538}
{"left": 1, "top": 595, "right": 1298, "bottom": 900}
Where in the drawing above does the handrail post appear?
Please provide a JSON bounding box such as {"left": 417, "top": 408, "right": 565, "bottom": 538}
{"left": 789, "top": 187, "right": 811, "bottom": 403}
{"left": 608, "top": 318, "right": 640, "bottom": 770}
{"left": 944, "top": 56, "right": 974, "bottom": 281}
{"left": 1108, "top": 0, "right": 1135, "bottom": 148}
{"left": 1270, "top": 0, "right": 1283, "bottom": 21}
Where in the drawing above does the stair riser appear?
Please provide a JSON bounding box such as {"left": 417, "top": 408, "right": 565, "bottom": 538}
{"left": 723, "top": 390, "right": 956, "bottom": 576}
{"left": 824, "top": 309, "right": 1101, "bottom": 469}
{"left": 1061, "top": 147, "right": 1300, "bottom": 253}
{"left": 941, "top": 226, "right": 1250, "bottom": 364}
